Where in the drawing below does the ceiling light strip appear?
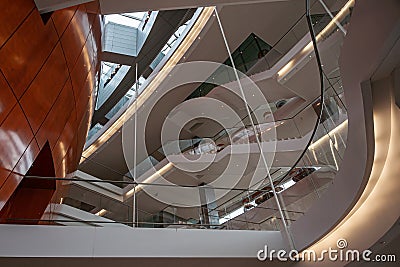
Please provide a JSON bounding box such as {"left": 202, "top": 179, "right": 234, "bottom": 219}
{"left": 95, "top": 209, "right": 107, "bottom": 216}
{"left": 277, "top": 0, "right": 355, "bottom": 80}
{"left": 125, "top": 162, "right": 174, "bottom": 197}
{"left": 308, "top": 119, "right": 348, "bottom": 150}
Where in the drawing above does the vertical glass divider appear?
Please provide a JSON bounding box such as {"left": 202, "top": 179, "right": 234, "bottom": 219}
{"left": 132, "top": 62, "right": 139, "bottom": 228}
{"left": 213, "top": 7, "right": 295, "bottom": 250}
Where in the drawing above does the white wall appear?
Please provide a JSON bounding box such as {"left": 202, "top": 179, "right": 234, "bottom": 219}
{"left": 0, "top": 225, "right": 284, "bottom": 258}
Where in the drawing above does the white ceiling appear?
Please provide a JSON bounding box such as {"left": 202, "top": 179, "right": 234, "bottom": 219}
{"left": 99, "top": 0, "right": 290, "bottom": 14}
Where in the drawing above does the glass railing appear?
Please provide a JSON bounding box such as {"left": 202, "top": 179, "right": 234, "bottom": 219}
{"left": 186, "top": 32, "right": 273, "bottom": 100}
{"left": 85, "top": 1, "right": 350, "bottom": 232}
{"left": 7, "top": 21, "right": 347, "bottom": 232}
{"left": 148, "top": 75, "right": 343, "bottom": 160}
{"left": 274, "top": 0, "right": 351, "bottom": 232}
{"left": 247, "top": 2, "right": 352, "bottom": 77}
{"left": 205, "top": 83, "right": 347, "bottom": 230}
{"left": 155, "top": 101, "right": 327, "bottom": 158}
{"left": 1, "top": 2, "right": 353, "bottom": 250}
{"left": 6, "top": 174, "right": 298, "bottom": 230}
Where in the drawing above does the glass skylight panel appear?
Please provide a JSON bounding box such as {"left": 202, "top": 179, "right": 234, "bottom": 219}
{"left": 104, "top": 12, "right": 146, "bottom": 28}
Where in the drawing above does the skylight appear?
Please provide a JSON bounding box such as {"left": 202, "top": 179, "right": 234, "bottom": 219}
{"left": 105, "top": 12, "right": 147, "bottom": 28}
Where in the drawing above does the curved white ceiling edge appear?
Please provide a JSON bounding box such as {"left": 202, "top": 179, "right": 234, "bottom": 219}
{"left": 289, "top": 1, "right": 400, "bottom": 265}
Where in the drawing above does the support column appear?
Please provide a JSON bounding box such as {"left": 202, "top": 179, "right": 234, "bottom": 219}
{"left": 199, "top": 183, "right": 219, "bottom": 228}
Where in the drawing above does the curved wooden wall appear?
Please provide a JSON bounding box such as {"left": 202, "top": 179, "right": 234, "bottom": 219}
{"left": 0, "top": 0, "right": 101, "bottom": 222}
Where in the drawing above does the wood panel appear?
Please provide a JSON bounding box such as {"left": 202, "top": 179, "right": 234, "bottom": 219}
{"left": 53, "top": 107, "right": 77, "bottom": 177}
{"left": 85, "top": 0, "right": 100, "bottom": 15}
{"left": 0, "top": 169, "right": 10, "bottom": 192}
{"left": 0, "top": 143, "right": 56, "bottom": 224}
{"left": 20, "top": 44, "right": 70, "bottom": 133}
{"left": 76, "top": 106, "right": 92, "bottom": 163}
{"left": 0, "top": 0, "right": 34, "bottom": 48}
{"left": 70, "top": 44, "right": 92, "bottom": 99}
{"left": 0, "top": 139, "right": 40, "bottom": 212}
{"left": 60, "top": 5, "right": 91, "bottom": 71}
{"left": 0, "top": 174, "right": 24, "bottom": 212}
{"left": 91, "top": 15, "right": 102, "bottom": 58}
{"left": 0, "top": 105, "right": 34, "bottom": 176}
{"left": 76, "top": 70, "right": 95, "bottom": 120}
{"left": 0, "top": 0, "right": 102, "bottom": 223}
{"left": 52, "top": 5, "right": 78, "bottom": 37}
{"left": 0, "top": 10, "right": 58, "bottom": 99}
{"left": 12, "top": 140, "right": 40, "bottom": 177}
{"left": 0, "top": 72, "right": 17, "bottom": 125}
{"left": 65, "top": 137, "right": 79, "bottom": 175}
{"left": 35, "top": 80, "right": 75, "bottom": 149}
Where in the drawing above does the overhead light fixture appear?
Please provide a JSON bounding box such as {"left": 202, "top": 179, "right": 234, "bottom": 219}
{"left": 95, "top": 209, "right": 107, "bottom": 216}
{"left": 277, "top": 0, "right": 355, "bottom": 82}
{"left": 308, "top": 119, "right": 348, "bottom": 150}
{"left": 125, "top": 162, "right": 174, "bottom": 197}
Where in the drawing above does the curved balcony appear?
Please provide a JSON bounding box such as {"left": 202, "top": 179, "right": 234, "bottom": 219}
{"left": 38, "top": 0, "right": 351, "bottom": 233}
{"left": 1, "top": 0, "right": 399, "bottom": 264}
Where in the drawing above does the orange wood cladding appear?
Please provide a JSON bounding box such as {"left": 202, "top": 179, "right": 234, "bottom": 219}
{"left": 0, "top": 0, "right": 101, "bottom": 223}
